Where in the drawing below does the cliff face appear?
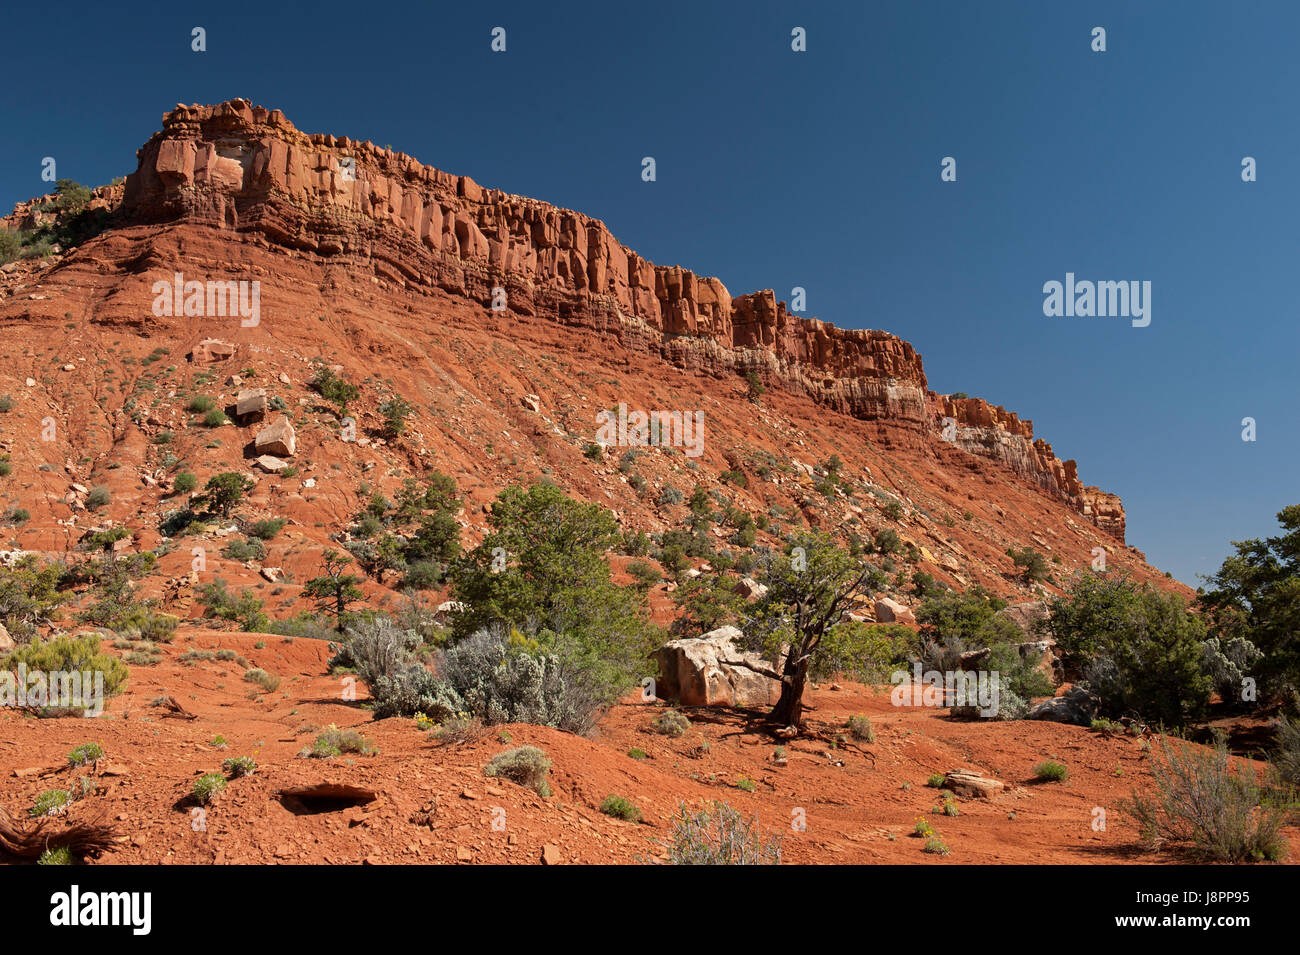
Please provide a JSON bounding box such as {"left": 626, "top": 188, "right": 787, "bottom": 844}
{"left": 117, "top": 99, "right": 1123, "bottom": 541}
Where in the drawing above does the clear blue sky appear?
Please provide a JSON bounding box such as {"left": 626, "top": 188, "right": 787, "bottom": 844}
{"left": 2, "top": 0, "right": 1295, "bottom": 587}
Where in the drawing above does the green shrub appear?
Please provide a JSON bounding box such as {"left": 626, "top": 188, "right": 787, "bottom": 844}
{"left": 222, "top": 538, "right": 266, "bottom": 561}
{"left": 923, "top": 834, "right": 951, "bottom": 855}
{"left": 1275, "top": 714, "right": 1300, "bottom": 787}
{"left": 31, "top": 789, "right": 72, "bottom": 816}
{"left": 202, "top": 408, "right": 228, "bottom": 428}
{"left": 85, "top": 486, "right": 111, "bottom": 510}
{"left": 222, "top": 756, "right": 256, "bottom": 778}
{"left": 196, "top": 580, "right": 268, "bottom": 632}
{"left": 1033, "top": 760, "right": 1069, "bottom": 782}
{"left": 67, "top": 742, "right": 103, "bottom": 766}
{"left": 173, "top": 472, "right": 197, "bottom": 494}
{"left": 847, "top": 714, "right": 875, "bottom": 742}
{"left": 37, "top": 846, "right": 73, "bottom": 865}
{"left": 628, "top": 747, "right": 648, "bottom": 760}
{"left": 302, "top": 724, "right": 377, "bottom": 758}
{"left": 192, "top": 773, "right": 226, "bottom": 804}
{"left": 247, "top": 518, "right": 285, "bottom": 540}
{"left": 3, "top": 632, "right": 129, "bottom": 699}
{"left": 369, "top": 625, "right": 613, "bottom": 734}
{"left": 1043, "top": 575, "right": 1211, "bottom": 728}
{"left": 662, "top": 801, "right": 782, "bottom": 865}
{"left": 310, "top": 366, "right": 360, "bottom": 412}
{"left": 601, "top": 794, "right": 641, "bottom": 821}
{"left": 652, "top": 709, "right": 690, "bottom": 737}
{"left": 242, "top": 668, "right": 280, "bottom": 693}
{"left": 187, "top": 396, "right": 215, "bottom": 413}
{"left": 1126, "top": 737, "right": 1288, "bottom": 862}
{"left": 484, "top": 746, "right": 552, "bottom": 796}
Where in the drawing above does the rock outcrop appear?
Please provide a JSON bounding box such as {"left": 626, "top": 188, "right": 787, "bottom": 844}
{"left": 113, "top": 99, "right": 1123, "bottom": 538}
{"left": 1027, "top": 685, "right": 1099, "bottom": 726}
{"left": 653, "top": 626, "right": 783, "bottom": 708}
{"left": 932, "top": 395, "right": 1127, "bottom": 541}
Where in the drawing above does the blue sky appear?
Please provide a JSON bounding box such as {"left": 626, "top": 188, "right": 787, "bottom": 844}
{"left": 2, "top": 0, "right": 1295, "bottom": 586}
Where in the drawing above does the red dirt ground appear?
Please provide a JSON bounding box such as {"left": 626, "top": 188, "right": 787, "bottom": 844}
{"left": 3, "top": 627, "right": 1291, "bottom": 865}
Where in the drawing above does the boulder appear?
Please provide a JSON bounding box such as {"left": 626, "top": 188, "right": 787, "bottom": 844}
{"left": 434, "top": 600, "right": 465, "bottom": 626}
{"left": 0, "top": 622, "right": 12, "bottom": 651}
{"left": 254, "top": 416, "right": 296, "bottom": 457}
{"left": 874, "top": 597, "right": 915, "bottom": 626}
{"left": 652, "top": 626, "right": 783, "bottom": 708}
{"left": 192, "top": 339, "right": 236, "bottom": 363}
{"left": 254, "top": 455, "right": 289, "bottom": 473}
{"left": 520, "top": 393, "right": 541, "bottom": 413}
{"left": 735, "top": 577, "right": 768, "bottom": 601}
{"left": 1028, "top": 685, "right": 1098, "bottom": 726}
{"left": 236, "top": 388, "right": 267, "bottom": 417}
{"left": 944, "top": 770, "right": 1004, "bottom": 799}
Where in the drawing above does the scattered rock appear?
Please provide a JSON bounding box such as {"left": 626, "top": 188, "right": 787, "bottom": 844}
{"left": 236, "top": 388, "right": 267, "bottom": 417}
{"left": 254, "top": 454, "right": 289, "bottom": 473}
{"left": 521, "top": 393, "right": 541, "bottom": 413}
{"left": 191, "top": 339, "right": 236, "bottom": 363}
{"left": 254, "top": 415, "right": 296, "bottom": 456}
{"left": 541, "top": 844, "right": 562, "bottom": 865}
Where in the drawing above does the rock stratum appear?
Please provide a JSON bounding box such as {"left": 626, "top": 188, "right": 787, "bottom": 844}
{"left": 115, "top": 99, "right": 1122, "bottom": 540}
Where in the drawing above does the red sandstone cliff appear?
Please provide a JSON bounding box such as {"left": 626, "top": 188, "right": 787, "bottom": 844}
{"left": 25, "top": 98, "right": 1124, "bottom": 541}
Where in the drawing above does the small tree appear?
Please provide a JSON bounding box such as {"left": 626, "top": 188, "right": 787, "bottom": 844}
{"left": 302, "top": 551, "right": 365, "bottom": 632}
{"left": 744, "top": 371, "right": 765, "bottom": 404}
{"left": 379, "top": 396, "right": 414, "bottom": 437}
{"left": 198, "top": 473, "right": 254, "bottom": 518}
{"left": 738, "top": 533, "right": 874, "bottom": 727}
{"left": 310, "top": 366, "right": 360, "bottom": 416}
{"left": 1007, "top": 546, "right": 1048, "bottom": 584}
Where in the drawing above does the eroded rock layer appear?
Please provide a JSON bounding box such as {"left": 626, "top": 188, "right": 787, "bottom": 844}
{"left": 117, "top": 99, "right": 1123, "bottom": 540}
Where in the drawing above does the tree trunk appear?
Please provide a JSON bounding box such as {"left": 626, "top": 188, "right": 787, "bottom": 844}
{"left": 771, "top": 660, "right": 808, "bottom": 727}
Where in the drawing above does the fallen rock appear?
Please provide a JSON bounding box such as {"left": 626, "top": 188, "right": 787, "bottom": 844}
{"left": 735, "top": 576, "right": 769, "bottom": 601}
{"left": 521, "top": 393, "right": 541, "bottom": 413}
{"left": 0, "top": 622, "right": 11, "bottom": 651}
{"left": 944, "top": 770, "right": 1004, "bottom": 799}
{"left": 652, "top": 625, "right": 784, "bottom": 708}
{"left": 191, "top": 339, "right": 236, "bottom": 363}
{"left": 253, "top": 454, "right": 289, "bottom": 473}
{"left": 254, "top": 416, "right": 296, "bottom": 456}
{"left": 260, "top": 567, "right": 282, "bottom": 583}
{"left": 541, "top": 844, "right": 562, "bottom": 865}
{"left": 874, "top": 597, "right": 916, "bottom": 626}
{"left": 236, "top": 387, "right": 267, "bottom": 417}
{"left": 1028, "top": 685, "right": 1098, "bottom": 726}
